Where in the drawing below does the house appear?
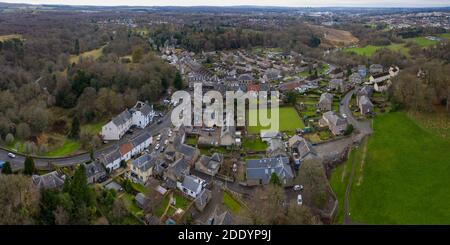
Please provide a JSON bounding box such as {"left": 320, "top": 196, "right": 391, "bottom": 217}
{"left": 195, "top": 153, "right": 223, "bottom": 176}
{"left": 317, "top": 93, "right": 333, "bottom": 111}
{"left": 130, "top": 101, "right": 155, "bottom": 129}
{"left": 237, "top": 74, "right": 253, "bottom": 85}
{"left": 389, "top": 66, "right": 400, "bottom": 77}
{"left": 260, "top": 131, "right": 282, "bottom": 142}
{"left": 99, "top": 149, "right": 122, "bottom": 172}
{"left": 288, "top": 135, "right": 318, "bottom": 167}
{"left": 84, "top": 161, "right": 107, "bottom": 184}
{"left": 357, "top": 86, "right": 374, "bottom": 102}
{"left": 119, "top": 142, "right": 133, "bottom": 162}
{"left": 101, "top": 110, "right": 132, "bottom": 141}
{"left": 374, "top": 79, "right": 392, "bottom": 92}
{"left": 357, "top": 65, "right": 367, "bottom": 77}
{"left": 246, "top": 156, "right": 294, "bottom": 186}
{"left": 358, "top": 95, "right": 374, "bottom": 116}
{"left": 369, "top": 64, "right": 384, "bottom": 74}
{"left": 329, "top": 68, "right": 344, "bottom": 79}
{"left": 194, "top": 189, "right": 212, "bottom": 211}
{"left": 329, "top": 79, "right": 347, "bottom": 93}
{"left": 135, "top": 193, "right": 146, "bottom": 209}
{"left": 129, "top": 153, "right": 156, "bottom": 184}
{"left": 319, "top": 111, "right": 348, "bottom": 135}
{"left": 177, "top": 174, "right": 206, "bottom": 199}
{"left": 267, "top": 138, "right": 287, "bottom": 158}
{"left": 349, "top": 73, "right": 363, "bottom": 84}
{"left": 165, "top": 157, "right": 190, "bottom": 182}
{"left": 206, "top": 206, "right": 233, "bottom": 225}
{"left": 369, "top": 72, "right": 391, "bottom": 84}
{"left": 32, "top": 171, "right": 65, "bottom": 189}
{"left": 130, "top": 133, "right": 152, "bottom": 157}
{"left": 220, "top": 125, "right": 236, "bottom": 146}
{"left": 264, "top": 68, "right": 281, "bottom": 81}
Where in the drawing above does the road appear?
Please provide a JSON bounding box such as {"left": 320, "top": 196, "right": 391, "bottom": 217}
{"left": 339, "top": 88, "right": 372, "bottom": 136}
{"left": 0, "top": 109, "right": 174, "bottom": 170}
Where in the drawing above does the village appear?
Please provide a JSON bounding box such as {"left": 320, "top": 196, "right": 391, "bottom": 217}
{"left": 23, "top": 39, "right": 403, "bottom": 225}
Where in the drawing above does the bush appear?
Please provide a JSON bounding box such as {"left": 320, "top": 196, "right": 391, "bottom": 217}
{"left": 5, "top": 133, "right": 14, "bottom": 145}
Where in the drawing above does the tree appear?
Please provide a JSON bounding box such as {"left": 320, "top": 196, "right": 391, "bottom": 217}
{"left": 0, "top": 174, "right": 40, "bottom": 224}
{"left": 269, "top": 172, "right": 282, "bottom": 186}
{"left": 74, "top": 39, "right": 80, "bottom": 55}
{"left": 1, "top": 162, "right": 12, "bottom": 174}
{"left": 161, "top": 77, "right": 169, "bottom": 92}
{"left": 16, "top": 122, "right": 31, "bottom": 140}
{"left": 174, "top": 71, "right": 183, "bottom": 90}
{"left": 131, "top": 47, "right": 144, "bottom": 63}
{"left": 5, "top": 133, "right": 14, "bottom": 145}
{"left": 23, "top": 156, "right": 36, "bottom": 175}
{"left": 344, "top": 124, "right": 354, "bottom": 136}
{"left": 69, "top": 116, "right": 80, "bottom": 139}
{"left": 285, "top": 91, "right": 298, "bottom": 105}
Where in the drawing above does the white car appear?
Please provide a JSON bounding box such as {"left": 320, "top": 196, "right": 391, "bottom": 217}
{"left": 155, "top": 144, "right": 160, "bottom": 150}
{"left": 294, "top": 185, "right": 304, "bottom": 191}
{"left": 342, "top": 113, "right": 348, "bottom": 119}
{"left": 297, "top": 194, "right": 303, "bottom": 205}
{"left": 164, "top": 139, "right": 169, "bottom": 145}
{"left": 7, "top": 152, "right": 16, "bottom": 158}
{"left": 156, "top": 134, "right": 162, "bottom": 141}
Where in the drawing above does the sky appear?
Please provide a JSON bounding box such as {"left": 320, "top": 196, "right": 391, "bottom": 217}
{"left": 1, "top": 0, "right": 450, "bottom": 7}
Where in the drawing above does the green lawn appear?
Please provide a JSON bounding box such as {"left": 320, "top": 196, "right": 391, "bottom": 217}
{"left": 242, "top": 137, "right": 267, "bottom": 151}
{"left": 405, "top": 37, "right": 439, "bottom": 47}
{"left": 121, "top": 193, "right": 144, "bottom": 218}
{"left": 223, "top": 191, "right": 241, "bottom": 214}
{"left": 154, "top": 192, "right": 190, "bottom": 218}
{"left": 185, "top": 135, "right": 198, "bottom": 146}
{"left": 247, "top": 106, "right": 305, "bottom": 134}
{"left": 344, "top": 43, "right": 409, "bottom": 57}
{"left": 81, "top": 120, "right": 106, "bottom": 134}
{"left": 439, "top": 33, "right": 450, "bottom": 40}
{"left": 44, "top": 139, "right": 81, "bottom": 157}
{"left": 331, "top": 112, "right": 450, "bottom": 224}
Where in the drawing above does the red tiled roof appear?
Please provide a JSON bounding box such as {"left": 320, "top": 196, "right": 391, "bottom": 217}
{"left": 119, "top": 143, "right": 133, "bottom": 155}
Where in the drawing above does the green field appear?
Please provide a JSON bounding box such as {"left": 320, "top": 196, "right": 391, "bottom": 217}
{"left": 405, "top": 37, "right": 439, "bottom": 47}
{"left": 223, "top": 191, "right": 241, "bottom": 214}
{"left": 439, "top": 33, "right": 450, "bottom": 40}
{"left": 44, "top": 139, "right": 81, "bottom": 157}
{"left": 246, "top": 106, "right": 305, "bottom": 134}
{"left": 242, "top": 137, "right": 267, "bottom": 151}
{"left": 345, "top": 43, "right": 409, "bottom": 57}
{"left": 81, "top": 120, "right": 106, "bottom": 134}
{"left": 331, "top": 112, "right": 450, "bottom": 224}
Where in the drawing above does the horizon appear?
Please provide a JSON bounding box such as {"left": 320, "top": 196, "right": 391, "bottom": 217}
{"left": 1, "top": 0, "right": 450, "bottom": 8}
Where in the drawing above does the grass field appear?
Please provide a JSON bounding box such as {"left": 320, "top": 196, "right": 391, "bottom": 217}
{"left": 81, "top": 120, "right": 106, "bottom": 134}
{"left": 439, "top": 33, "right": 450, "bottom": 40}
{"left": 69, "top": 45, "right": 106, "bottom": 64}
{"left": 242, "top": 137, "right": 267, "bottom": 151}
{"left": 331, "top": 112, "right": 450, "bottom": 224}
{"left": 0, "top": 34, "right": 23, "bottom": 42}
{"left": 246, "top": 106, "right": 305, "bottom": 134}
{"left": 405, "top": 37, "right": 439, "bottom": 47}
{"left": 344, "top": 43, "right": 409, "bottom": 57}
{"left": 223, "top": 191, "right": 241, "bottom": 214}
{"left": 44, "top": 139, "right": 81, "bottom": 157}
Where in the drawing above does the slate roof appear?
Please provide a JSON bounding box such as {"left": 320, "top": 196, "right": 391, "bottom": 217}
{"left": 195, "top": 189, "right": 211, "bottom": 211}
{"left": 84, "top": 161, "right": 106, "bottom": 179}
{"left": 100, "top": 148, "right": 121, "bottom": 165}
{"left": 112, "top": 110, "right": 132, "bottom": 127}
{"left": 207, "top": 206, "right": 233, "bottom": 225}
{"left": 323, "top": 111, "right": 347, "bottom": 127}
{"left": 197, "top": 153, "right": 223, "bottom": 173}
{"left": 359, "top": 95, "right": 373, "bottom": 107}
{"left": 246, "top": 156, "right": 293, "bottom": 185}
{"left": 289, "top": 135, "right": 317, "bottom": 160}
{"left": 132, "top": 101, "right": 153, "bottom": 116}
{"left": 181, "top": 175, "right": 204, "bottom": 194}
{"left": 319, "top": 92, "right": 333, "bottom": 104}
{"left": 132, "top": 153, "right": 156, "bottom": 172}
{"left": 131, "top": 132, "right": 151, "bottom": 147}
{"left": 372, "top": 72, "right": 390, "bottom": 79}
{"left": 32, "top": 171, "right": 65, "bottom": 189}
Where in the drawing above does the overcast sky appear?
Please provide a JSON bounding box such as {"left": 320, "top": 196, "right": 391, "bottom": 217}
{"left": 2, "top": 0, "right": 450, "bottom": 7}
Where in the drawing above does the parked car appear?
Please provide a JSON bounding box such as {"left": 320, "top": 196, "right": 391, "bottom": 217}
{"left": 7, "top": 152, "right": 16, "bottom": 158}
{"left": 297, "top": 194, "right": 303, "bottom": 205}
{"left": 164, "top": 139, "right": 169, "bottom": 145}
{"left": 157, "top": 119, "right": 163, "bottom": 124}
{"left": 160, "top": 147, "right": 165, "bottom": 153}
{"left": 156, "top": 134, "right": 162, "bottom": 141}
{"left": 342, "top": 113, "right": 348, "bottom": 119}
{"left": 155, "top": 144, "right": 160, "bottom": 150}
{"left": 294, "top": 185, "right": 304, "bottom": 191}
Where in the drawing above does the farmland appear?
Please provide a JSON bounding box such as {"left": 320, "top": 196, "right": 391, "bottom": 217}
{"left": 331, "top": 112, "right": 450, "bottom": 224}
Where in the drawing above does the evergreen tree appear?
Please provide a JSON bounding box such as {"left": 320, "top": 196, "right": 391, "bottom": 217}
{"left": 69, "top": 116, "right": 80, "bottom": 139}
{"left": 174, "top": 71, "right": 183, "bottom": 90}
{"left": 74, "top": 39, "right": 80, "bottom": 55}
{"left": 1, "top": 161, "right": 12, "bottom": 174}
{"left": 23, "top": 156, "right": 35, "bottom": 175}
{"left": 161, "top": 77, "right": 169, "bottom": 92}
{"left": 269, "top": 172, "right": 282, "bottom": 186}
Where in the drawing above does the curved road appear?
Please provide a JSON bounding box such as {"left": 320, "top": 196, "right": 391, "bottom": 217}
{"left": 0, "top": 110, "right": 173, "bottom": 170}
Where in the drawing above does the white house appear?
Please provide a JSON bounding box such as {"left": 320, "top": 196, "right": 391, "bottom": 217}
{"left": 100, "top": 149, "right": 122, "bottom": 172}
{"left": 177, "top": 175, "right": 205, "bottom": 199}
{"left": 368, "top": 72, "right": 391, "bottom": 85}
{"left": 101, "top": 101, "right": 155, "bottom": 141}
{"left": 131, "top": 101, "right": 155, "bottom": 129}
{"left": 130, "top": 132, "right": 152, "bottom": 157}
{"left": 101, "top": 110, "right": 133, "bottom": 141}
